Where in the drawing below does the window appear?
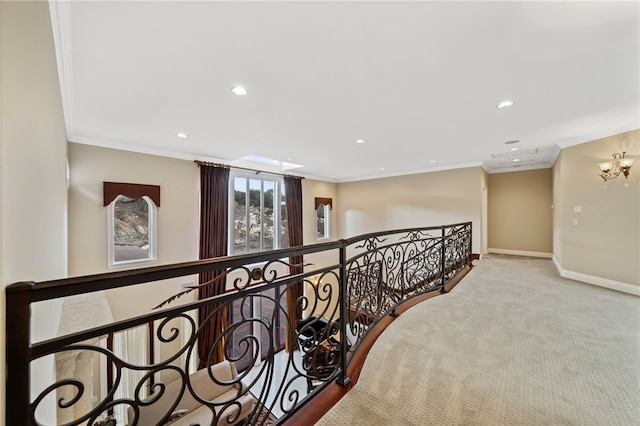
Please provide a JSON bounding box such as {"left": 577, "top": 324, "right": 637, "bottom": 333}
{"left": 316, "top": 204, "right": 329, "bottom": 239}
{"left": 230, "top": 173, "right": 288, "bottom": 254}
{"left": 314, "top": 197, "right": 332, "bottom": 240}
{"left": 108, "top": 195, "right": 157, "bottom": 266}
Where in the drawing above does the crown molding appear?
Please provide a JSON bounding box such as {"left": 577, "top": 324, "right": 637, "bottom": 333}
{"left": 49, "top": 0, "right": 74, "bottom": 141}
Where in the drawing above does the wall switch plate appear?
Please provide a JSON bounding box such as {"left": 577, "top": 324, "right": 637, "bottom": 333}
{"left": 573, "top": 219, "right": 579, "bottom": 226}
{"left": 573, "top": 206, "right": 582, "bottom": 213}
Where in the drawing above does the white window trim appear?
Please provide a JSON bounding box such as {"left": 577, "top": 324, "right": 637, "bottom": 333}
{"left": 316, "top": 204, "right": 330, "bottom": 240}
{"left": 107, "top": 195, "right": 157, "bottom": 268}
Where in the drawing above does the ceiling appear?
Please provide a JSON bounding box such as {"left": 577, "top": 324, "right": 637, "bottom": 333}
{"left": 50, "top": 1, "right": 640, "bottom": 182}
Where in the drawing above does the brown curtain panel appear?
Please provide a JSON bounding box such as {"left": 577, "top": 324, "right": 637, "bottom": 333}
{"left": 198, "top": 164, "right": 230, "bottom": 368}
{"left": 284, "top": 176, "right": 304, "bottom": 352}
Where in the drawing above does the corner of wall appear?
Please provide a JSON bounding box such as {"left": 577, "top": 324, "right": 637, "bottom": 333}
{"left": 0, "top": 1, "right": 5, "bottom": 421}
{"left": 553, "top": 130, "right": 640, "bottom": 286}
{"left": 553, "top": 255, "right": 640, "bottom": 296}
{"left": 2, "top": 1, "right": 70, "bottom": 422}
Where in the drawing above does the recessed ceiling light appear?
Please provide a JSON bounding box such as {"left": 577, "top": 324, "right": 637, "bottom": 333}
{"left": 231, "top": 86, "right": 248, "bottom": 96}
{"left": 505, "top": 140, "right": 520, "bottom": 145}
{"left": 510, "top": 147, "right": 520, "bottom": 151}
{"left": 356, "top": 139, "right": 365, "bottom": 144}
{"left": 380, "top": 167, "right": 385, "bottom": 171}
{"left": 176, "top": 132, "right": 187, "bottom": 139}
{"left": 512, "top": 158, "right": 521, "bottom": 162}
{"left": 430, "top": 160, "right": 437, "bottom": 163}
{"left": 497, "top": 100, "right": 515, "bottom": 109}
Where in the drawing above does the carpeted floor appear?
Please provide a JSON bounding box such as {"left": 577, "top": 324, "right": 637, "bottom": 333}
{"left": 315, "top": 255, "right": 640, "bottom": 425}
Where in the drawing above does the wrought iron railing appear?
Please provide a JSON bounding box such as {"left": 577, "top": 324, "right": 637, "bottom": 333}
{"left": 5, "top": 222, "right": 471, "bottom": 426}
{"left": 343, "top": 222, "right": 472, "bottom": 359}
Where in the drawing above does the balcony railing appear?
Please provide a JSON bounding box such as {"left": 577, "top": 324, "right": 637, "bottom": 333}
{"left": 5, "top": 222, "right": 471, "bottom": 426}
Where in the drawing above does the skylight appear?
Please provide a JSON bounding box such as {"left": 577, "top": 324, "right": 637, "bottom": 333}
{"left": 240, "top": 155, "right": 303, "bottom": 171}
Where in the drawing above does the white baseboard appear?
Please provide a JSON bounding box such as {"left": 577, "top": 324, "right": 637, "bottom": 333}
{"left": 487, "top": 248, "right": 552, "bottom": 259}
{"left": 552, "top": 256, "right": 640, "bottom": 297}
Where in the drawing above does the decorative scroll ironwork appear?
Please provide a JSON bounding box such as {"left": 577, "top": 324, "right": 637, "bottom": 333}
{"left": 344, "top": 223, "right": 472, "bottom": 359}
{"left": 5, "top": 223, "right": 471, "bottom": 426}
{"left": 154, "top": 260, "right": 312, "bottom": 310}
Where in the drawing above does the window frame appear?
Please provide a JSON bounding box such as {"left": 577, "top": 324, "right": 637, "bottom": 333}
{"left": 107, "top": 194, "right": 157, "bottom": 268}
{"left": 228, "top": 171, "right": 287, "bottom": 255}
{"left": 316, "top": 203, "right": 330, "bottom": 240}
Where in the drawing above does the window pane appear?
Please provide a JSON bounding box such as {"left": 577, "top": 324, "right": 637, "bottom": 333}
{"left": 280, "top": 183, "right": 289, "bottom": 249}
{"left": 316, "top": 205, "right": 326, "bottom": 239}
{"left": 263, "top": 181, "right": 275, "bottom": 251}
{"left": 234, "top": 177, "right": 247, "bottom": 254}
{"left": 229, "top": 176, "right": 288, "bottom": 253}
{"left": 114, "top": 196, "right": 149, "bottom": 262}
{"left": 248, "top": 179, "right": 262, "bottom": 253}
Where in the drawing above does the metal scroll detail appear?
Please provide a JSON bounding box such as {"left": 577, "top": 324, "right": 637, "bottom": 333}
{"left": 13, "top": 223, "right": 471, "bottom": 426}
{"left": 344, "top": 224, "right": 471, "bottom": 359}
{"left": 31, "top": 268, "right": 343, "bottom": 426}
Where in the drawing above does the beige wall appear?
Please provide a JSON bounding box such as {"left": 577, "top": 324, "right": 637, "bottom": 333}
{"left": 553, "top": 129, "right": 640, "bottom": 289}
{"left": 68, "top": 143, "right": 202, "bottom": 388}
{"left": 1, "top": 1, "right": 69, "bottom": 423}
{"left": 68, "top": 146, "right": 343, "bottom": 320}
{"left": 336, "top": 167, "right": 484, "bottom": 254}
{"left": 302, "top": 178, "right": 340, "bottom": 269}
{"left": 302, "top": 178, "right": 339, "bottom": 244}
{"left": 488, "top": 169, "right": 553, "bottom": 256}
{"left": 68, "top": 142, "right": 201, "bottom": 319}
{"left": 552, "top": 151, "right": 565, "bottom": 266}
{"left": 1, "top": 4, "right": 5, "bottom": 421}
{"left": 480, "top": 168, "right": 489, "bottom": 255}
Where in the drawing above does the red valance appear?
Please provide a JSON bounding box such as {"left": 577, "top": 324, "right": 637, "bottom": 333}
{"left": 103, "top": 182, "right": 161, "bottom": 206}
{"left": 314, "top": 197, "right": 333, "bottom": 210}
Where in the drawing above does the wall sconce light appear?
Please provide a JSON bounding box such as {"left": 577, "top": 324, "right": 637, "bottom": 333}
{"left": 598, "top": 152, "right": 634, "bottom": 181}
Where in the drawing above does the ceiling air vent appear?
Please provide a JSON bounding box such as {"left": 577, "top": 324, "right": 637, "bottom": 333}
{"left": 490, "top": 148, "right": 539, "bottom": 159}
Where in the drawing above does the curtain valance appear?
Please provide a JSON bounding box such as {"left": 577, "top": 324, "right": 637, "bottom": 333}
{"left": 103, "top": 182, "right": 160, "bottom": 206}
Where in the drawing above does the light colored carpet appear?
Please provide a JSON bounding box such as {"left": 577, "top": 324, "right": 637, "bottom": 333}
{"left": 315, "top": 255, "right": 640, "bottom": 425}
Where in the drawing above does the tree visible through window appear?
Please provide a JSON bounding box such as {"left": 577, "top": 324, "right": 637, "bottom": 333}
{"left": 231, "top": 174, "right": 288, "bottom": 254}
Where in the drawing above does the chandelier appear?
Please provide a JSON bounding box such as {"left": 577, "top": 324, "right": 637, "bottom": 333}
{"left": 598, "top": 152, "right": 634, "bottom": 181}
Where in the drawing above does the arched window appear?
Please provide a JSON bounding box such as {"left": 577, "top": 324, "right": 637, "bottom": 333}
{"left": 104, "top": 182, "right": 159, "bottom": 267}
{"left": 315, "top": 197, "right": 332, "bottom": 240}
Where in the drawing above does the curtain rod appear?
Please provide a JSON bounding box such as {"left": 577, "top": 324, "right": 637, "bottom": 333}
{"left": 194, "top": 160, "right": 304, "bottom": 179}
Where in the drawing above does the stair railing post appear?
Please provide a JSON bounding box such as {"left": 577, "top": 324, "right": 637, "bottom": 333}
{"left": 6, "top": 282, "right": 34, "bottom": 426}
{"left": 468, "top": 222, "right": 473, "bottom": 265}
{"left": 440, "top": 227, "right": 447, "bottom": 293}
{"left": 337, "top": 241, "right": 351, "bottom": 387}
